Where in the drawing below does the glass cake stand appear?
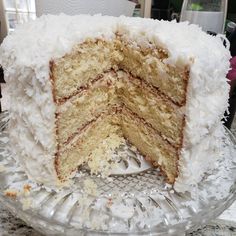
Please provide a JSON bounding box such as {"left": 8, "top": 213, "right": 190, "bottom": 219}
{"left": 0, "top": 111, "right": 236, "bottom": 236}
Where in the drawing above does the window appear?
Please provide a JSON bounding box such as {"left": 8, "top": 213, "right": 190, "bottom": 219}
{"left": 3, "top": 0, "right": 36, "bottom": 31}
{"left": 129, "top": 0, "right": 152, "bottom": 18}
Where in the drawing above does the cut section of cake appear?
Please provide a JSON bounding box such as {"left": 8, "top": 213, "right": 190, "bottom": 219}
{"left": 50, "top": 37, "right": 188, "bottom": 184}
{"left": 0, "top": 14, "right": 230, "bottom": 192}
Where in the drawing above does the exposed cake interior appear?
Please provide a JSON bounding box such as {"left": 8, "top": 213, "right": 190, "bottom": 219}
{"left": 51, "top": 38, "right": 189, "bottom": 184}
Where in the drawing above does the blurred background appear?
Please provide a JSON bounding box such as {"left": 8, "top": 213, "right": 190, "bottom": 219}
{"left": 0, "top": 0, "right": 236, "bottom": 43}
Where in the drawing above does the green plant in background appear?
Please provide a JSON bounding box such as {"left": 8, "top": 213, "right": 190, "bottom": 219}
{"left": 171, "top": 0, "right": 235, "bottom": 13}
{"left": 170, "top": 0, "right": 236, "bottom": 22}
{"left": 189, "top": 3, "right": 203, "bottom": 11}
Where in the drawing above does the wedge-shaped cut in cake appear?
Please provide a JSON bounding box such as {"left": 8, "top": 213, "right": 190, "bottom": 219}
{"left": 50, "top": 39, "right": 187, "bottom": 183}
{"left": 0, "top": 15, "right": 230, "bottom": 192}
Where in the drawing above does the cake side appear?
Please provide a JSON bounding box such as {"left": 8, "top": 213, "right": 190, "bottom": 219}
{"left": 0, "top": 56, "right": 59, "bottom": 186}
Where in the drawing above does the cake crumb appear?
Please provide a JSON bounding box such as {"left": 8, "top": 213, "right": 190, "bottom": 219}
{"left": 87, "top": 133, "right": 125, "bottom": 177}
{"left": 23, "top": 184, "right": 31, "bottom": 193}
{"left": 4, "top": 189, "right": 19, "bottom": 199}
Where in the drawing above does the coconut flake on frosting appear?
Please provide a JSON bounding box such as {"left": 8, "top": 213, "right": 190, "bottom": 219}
{"left": 0, "top": 14, "right": 230, "bottom": 191}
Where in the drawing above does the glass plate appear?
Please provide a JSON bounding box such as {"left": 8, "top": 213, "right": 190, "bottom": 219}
{"left": 0, "top": 111, "right": 236, "bottom": 236}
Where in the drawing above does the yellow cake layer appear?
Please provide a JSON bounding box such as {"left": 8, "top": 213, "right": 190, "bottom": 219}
{"left": 120, "top": 108, "right": 178, "bottom": 183}
{"left": 51, "top": 39, "right": 122, "bottom": 101}
{"left": 56, "top": 111, "right": 121, "bottom": 181}
{"left": 56, "top": 72, "right": 119, "bottom": 145}
{"left": 51, "top": 39, "right": 189, "bottom": 105}
{"left": 117, "top": 40, "right": 188, "bottom": 105}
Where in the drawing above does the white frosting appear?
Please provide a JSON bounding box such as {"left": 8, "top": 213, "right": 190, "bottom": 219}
{"left": 0, "top": 14, "right": 230, "bottom": 191}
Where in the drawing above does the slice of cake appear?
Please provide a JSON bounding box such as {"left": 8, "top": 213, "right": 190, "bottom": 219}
{"left": 0, "top": 14, "right": 230, "bottom": 192}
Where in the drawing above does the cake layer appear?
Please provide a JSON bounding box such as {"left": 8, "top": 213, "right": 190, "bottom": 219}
{"left": 51, "top": 39, "right": 122, "bottom": 101}
{"left": 120, "top": 107, "right": 178, "bottom": 183}
{"left": 51, "top": 39, "right": 112, "bottom": 102}
{"left": 56, "top": 72, "right": 119, "bottom": 145}
{"left": 55, "top": 111, "right": 121, "bottom": 181}
{"left": 117, "top": 39, "right": 189, "bottom": 105}
{"left": 51, "top": 39, "right": 189, "bottom": 105}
